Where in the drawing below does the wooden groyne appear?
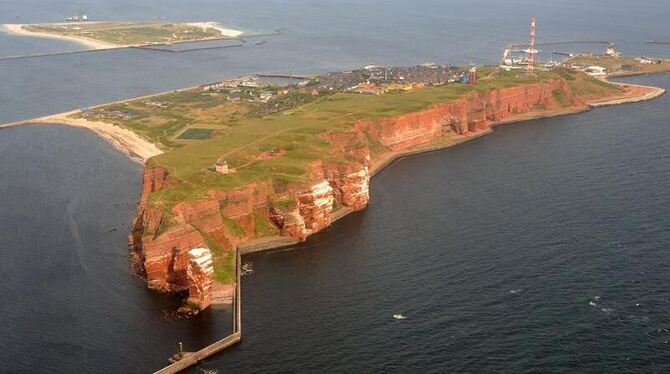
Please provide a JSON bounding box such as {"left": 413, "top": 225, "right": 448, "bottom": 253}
{"left": 153, "top": 247, "right": 242, "bottom": 374}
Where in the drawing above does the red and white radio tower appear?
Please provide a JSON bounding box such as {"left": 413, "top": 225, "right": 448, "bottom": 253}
{"left": 468, "top": 65, "right": 477, "bottom": 84}
{"left": 527, "top": 16, "right": 537, "bottom": 75}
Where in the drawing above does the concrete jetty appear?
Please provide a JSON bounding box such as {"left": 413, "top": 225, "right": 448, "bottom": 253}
{"left": 153, "top": 247, "right": 242, "bottom": 374}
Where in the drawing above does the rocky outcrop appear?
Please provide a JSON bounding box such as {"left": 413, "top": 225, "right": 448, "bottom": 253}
{"left": 298, "top": 180, "right": 335, "bottom": 234}
{"left": 356, "top": 79, "right": 584, "bottom": 151}
{"left": 266, "top": 162, "right": 371, "bottom": 240}
{"left": 129, "top": 78, "right": 583, "bottom": 312}
{"left": 142, "top": 224, "right": 206, "bottom": 291}
{"left": 274, "top": 206, "right": 308, "bottom": 240}
{"left": 185, "top": 247, "right": 215, "bottom": 309}
{"left": 325, "top": 163, "right": 370, "bottom": 211}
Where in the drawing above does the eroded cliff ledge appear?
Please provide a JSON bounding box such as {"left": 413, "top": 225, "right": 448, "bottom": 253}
{"left": 128, "top": 77, "right": 591, "bottom": 312}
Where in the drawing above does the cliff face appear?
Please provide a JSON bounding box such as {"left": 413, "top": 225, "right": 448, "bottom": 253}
{"left": 129, "top": 78, "right": 582, "bottom": 312}
{"left": 185, "top": 247, "right": 215, "bottom": 309}
{"left": 128, "top": 162, "right": 372, "bottom": 311}
{"left": 356, "top": 79, "right": 584, "bottom": 151}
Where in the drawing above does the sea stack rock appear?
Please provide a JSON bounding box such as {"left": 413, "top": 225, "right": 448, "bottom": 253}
{"left": 326, "top": 164, "right": 370, "bottom": 211}
{"left": 299, "top": 180, "right": 335, "bottom": 234}
{"left": 186, "top": 247, "right": 215, "bottom": 310}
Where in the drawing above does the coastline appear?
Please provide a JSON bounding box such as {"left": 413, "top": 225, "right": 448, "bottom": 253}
{"left": 238, "top": 81, "right": 665, "bottom": 254}
{"left": 0, "top": 111, "right": 162, "bottom": 164}
{"left": 1, "top": 23, "right": 122, "bottom": 50}
{"left": 588, "top": 81, "right": 666, "bottom": 107}
{"left": 186, "top": 22, "right": 243, "bottom": 38}
{"left": 0, "top": 22, "right": 244, "bottom": 50}
{"left": 1, "top": 71, "right": 664, "bottom": 371}
{"left": 1, "top": 76, "right": 664, "bottom": 245}
{"left": 0, "top": 83, "right": 209, "bottom": 164}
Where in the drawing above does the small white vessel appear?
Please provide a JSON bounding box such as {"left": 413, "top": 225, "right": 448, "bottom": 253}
{"left": 241, "top": 261, "right": 254, "bottom": 275}
{"left": 393, "top": 314, "right": 407, "bottom": 320}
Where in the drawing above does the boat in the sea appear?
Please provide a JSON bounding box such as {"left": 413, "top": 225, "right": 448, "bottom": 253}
{"left": 393, "top": 314, "right": 407, "bottom": 320}
{"left": 241, "top": 261, "right": 254, "bottom": 275}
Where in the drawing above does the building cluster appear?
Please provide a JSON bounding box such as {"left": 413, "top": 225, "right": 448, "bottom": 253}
{"left": 202, "top": 76, "right": 259, "bottom": 91}
{"left": 312, "top": 64, "right": 465, "bottom": 94}
{"left": 202, "top": 76, "right": 276, "bottom": 103}
{"left": 636, "top": 57, "right": 664, "bottom": 65}
{"left": 569, "top": 64, "right": 607, "bottom": 77}
{"left": 82, "top": 108, "right": 135, "bottom": 121}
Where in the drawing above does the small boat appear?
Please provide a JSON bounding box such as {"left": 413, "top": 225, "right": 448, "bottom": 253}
{"left": 393, "top": 314, "right": 407, "bottom": 320}
{"left": 241, "top": 261, "right": 254, "bottom": 275}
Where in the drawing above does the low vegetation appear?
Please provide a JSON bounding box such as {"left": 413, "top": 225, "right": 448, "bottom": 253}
{"left": 79, "top": 68, "right": 620, "bottom": 213}
{"left": 75, "top": 89, "right": 246, "bottom": 148}
{"left": 568, "top": 56, "right": 670, "bottom": 76}
{"left": 24, "top": 22, "right": 224, "bottom": 45}
{"left": 178, "top": 128, "right": 214, "bottom": 140}
{"left": 90, "top": 66, "right": 629, "bottom": 283}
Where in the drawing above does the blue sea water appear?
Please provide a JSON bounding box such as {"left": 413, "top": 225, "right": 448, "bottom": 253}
{"left": 1, "top": 1, "right": 670, "bottom": 372}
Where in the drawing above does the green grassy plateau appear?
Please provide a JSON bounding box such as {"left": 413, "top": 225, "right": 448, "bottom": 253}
{"left": 24, "top": 22, "right": 224, "bottom": 45}
{"left": 74, "top": 69, "right": 620, "bottom": 216}
{"left": 85, "top": 67, "right": 628, "bottom": 284}
{"left": 568, "top": 56, "right": 670, "bottom": 77}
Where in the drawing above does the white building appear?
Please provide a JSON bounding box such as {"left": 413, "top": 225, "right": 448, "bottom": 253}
{"left": 215, "top": 158, "right": 229, "bottom": 174}
{"left": 259, "top": 91, "right": 274, "bottom": 102}
{"left": 585, "top": 66, "right": 607, "bottom": 77}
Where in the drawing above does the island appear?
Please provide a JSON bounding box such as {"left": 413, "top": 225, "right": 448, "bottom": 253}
{"left": 1, "top": 21, "right": 242, "bottom": 49}
{"left": 15, "top": 62, "right": 670, "bottom": 309}
{"left": 2, "top": 58, "right": 667, "bottom": 316}
{"left": 2, "top": 50, "right": 668, "bottom": 371}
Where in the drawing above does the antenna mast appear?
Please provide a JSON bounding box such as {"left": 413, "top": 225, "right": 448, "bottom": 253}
{"left": 527, "top": 16, "right": 537, "bottom": 75}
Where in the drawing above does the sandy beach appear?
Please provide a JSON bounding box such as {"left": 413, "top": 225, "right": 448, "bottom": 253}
{"left": 1, "top": 23, "right": 122, "bottom": 49}
{"left": 0, "top": 111, "right": 163, "bottom": 164}
{"left": 587, "top": 82, "right": 666, "bottom": 107}
{"left": 187, "top": 22, "right": 243, "bottom": 38}
{"left": 1, "top": 22, "right": 243, "bottom": 50}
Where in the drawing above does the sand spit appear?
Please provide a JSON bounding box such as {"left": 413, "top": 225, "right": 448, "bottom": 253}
{"left": 0, "top": 21, "right": 243, "bottom": 50}
{"left": 0, "top": 23, "right": 122, "bottom": 49}
{"left": 187, "top": 22, "right": 243, "bottom": 38}
{"left": 587, "top": 82, "right": 666, "bottom": 107}
{"left": 0, "top": 111, "right": 162, "bottom": 164}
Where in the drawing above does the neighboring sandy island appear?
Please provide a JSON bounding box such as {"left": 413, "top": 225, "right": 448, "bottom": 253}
{"left": 1, "top": 23, "right": 120, "bottom": 49}
{"left": 0, "top": 21, "right": 243, "bottom": 49}
{"left": 186, "top": 22, "right": 243, "bottom": 38}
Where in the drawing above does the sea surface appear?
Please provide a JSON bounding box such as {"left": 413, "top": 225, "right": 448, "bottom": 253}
{"left": 1, "top": 0, "right": 670, "bottom": 373}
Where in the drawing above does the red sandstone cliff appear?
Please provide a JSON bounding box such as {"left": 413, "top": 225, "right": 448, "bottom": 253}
{"left": 129, "top": 78, "right": 584, "bottom": 312}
